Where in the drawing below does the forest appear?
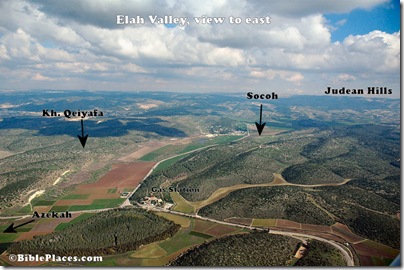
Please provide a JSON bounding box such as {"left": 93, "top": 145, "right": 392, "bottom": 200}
{"left": 198, "top": 186, "right": 336, "bottom": 226}
{"left": 170, "top": 232, "right": 345, "bottom": 266}
{"left": 199, "top": 180, "right": 400, "bottom": 249}
{"left": 7, "top": 208, "right": 180, "bottom": 256}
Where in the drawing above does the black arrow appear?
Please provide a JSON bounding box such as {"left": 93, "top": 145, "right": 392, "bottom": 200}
{"left": 255, "top": 104, "right": 266, "bottom": 136}
{"left": 3, "top": 220, "right": 35, "bottom": 233}
{"left": 77, "top": 119, "right": 88, "bottom": 148}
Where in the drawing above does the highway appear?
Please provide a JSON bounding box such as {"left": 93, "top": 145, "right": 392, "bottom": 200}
{"left": 1, "top": 131, "right": 356, "bottom": 266}
{"left": 138, "top": 204, "right": 355, "bottom": 266}
{"left": 1, "top": 190, "right": 356, "bottom": 265}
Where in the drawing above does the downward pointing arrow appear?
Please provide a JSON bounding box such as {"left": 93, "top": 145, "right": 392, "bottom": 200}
{"left": 3, "top": 220, "right": 35, "bottom": 233}
{"left": 77, "top": 119, "right": 88, "bottom": 148}
{"left": 255, "top": 104, "right": 266, "bottom": 136}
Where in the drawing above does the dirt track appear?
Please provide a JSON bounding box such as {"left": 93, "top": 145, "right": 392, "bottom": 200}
{"left": 187, "top": 173, "right": 353, "bottom": 211}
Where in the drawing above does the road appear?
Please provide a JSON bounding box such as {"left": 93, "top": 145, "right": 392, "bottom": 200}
{"left": 139, "top": 204, "right": 355, "bottom": 266}
{"left": 0, "top": 134, "right": 247, "bottom": 220}
{"left": 0, "top": 201, "right": 356, "bottom": 266}
{"left": 120, "top": 133, "right": 250, "bottom": 207}
{"left": 1, "top": 131, "right": 356, "bottom": 266}
{"left": 138, "top": 203, "right": 266, "bottom": 231}
{"left": 270, "top": 231, "right": 354, "bottom": 266}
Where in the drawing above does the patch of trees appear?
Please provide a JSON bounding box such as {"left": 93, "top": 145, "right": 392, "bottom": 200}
{"left": 282, "top": 163, "right": 344, "bottom": 185}
{"left": 198, "top": 186, "right": 335, "bottom": 226}
{"left": 170, "top": 232, "right": 297, "bottom": 266}
{"left": 8, "top": 208, "right": 180, "bottom": 256}
{"left": 283, "top": 125, "right": 400, "bottom": 185}
{"left": 347, "top": 176, "right": 400, "bottom": 205}
{"left": 347, "top": 208, "right": 400, "bottom": 249}
{"left": 296, "top": 240, "right": 346, "bottom": 266}
{"left": 199, "top": 183, "right": 400, "bottom": 249}
{"left": 0, "top": 127, "right": 143, "bottom": 211}
{"left": 132, "top": 140, "right": 282, "bottom": 202}
{"left": 170, "top": 232, "right": 345, "bottom": 266}
{"left": 0, "top": 170, "right": 45, "bottom": 209}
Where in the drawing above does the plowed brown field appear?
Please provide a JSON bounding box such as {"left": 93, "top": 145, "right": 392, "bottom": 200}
{"left": 80, "top": 162, "right": 156, "bottom": 189}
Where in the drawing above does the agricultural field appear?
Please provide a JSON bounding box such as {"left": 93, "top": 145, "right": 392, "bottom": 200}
{"left": 13, "top": 162, "right": 155, "bottom": 215}
{"left": 199, "top": 183, "right": 400, "bottom": 249}
{"left": 0, "top": 91, "right": 400, "bottom": 267}
{"left": 133, "top": 119, "right": 399, "bottom": 255}
{"left": 43, "top": 211, "right": 249, "bottom": 267}
{"left": 139, "top": 135, "right": 242, "bottom": 162}
{"left": 170, "top": 192, "right": 195, "bottom": 214}
{"left": 0, "top": 124, "right": 158, "bottom": 214}
{"left": 55, "top": 213, "right": 95, "bottom": 231}
{"left": 134, "top": 123, "right": 400, "bottom": 205}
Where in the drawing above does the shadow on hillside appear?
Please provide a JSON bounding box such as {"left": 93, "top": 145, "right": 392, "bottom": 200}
{"left": 0, "top": 117, "right": 187, "bottom": 138}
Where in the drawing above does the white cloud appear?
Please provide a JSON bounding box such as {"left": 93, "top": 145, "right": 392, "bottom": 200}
{"left": 335, "top": 19, "right": 348, "bottom": 26}
{"left": 328, "top": 30, "right": 400, "bottom": 73}
{"left": 337, "top": 74, "right": 356, "bottom": 81}
{"left": 0, "top": 0, "right": 399, "bottom": 96}
{"left": 248, "top": 0, "right": 389, "bottom": 17}
{"left": 249, "top": 69, "right": 304, "bottom": 85}
{"left": 33, "top": 72, "right": 54, "bottom": 81}
{"left": 0, "top": 29, "right": 76, "bottom": 64}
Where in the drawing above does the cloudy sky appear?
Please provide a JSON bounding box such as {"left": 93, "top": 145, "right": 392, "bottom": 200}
{"left": 0, "top": 0, "right": 400, "bottom": 97}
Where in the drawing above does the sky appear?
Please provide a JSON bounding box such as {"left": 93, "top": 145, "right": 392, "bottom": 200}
{"left": 0, "top": 0, "right": 400, "bottom": 97}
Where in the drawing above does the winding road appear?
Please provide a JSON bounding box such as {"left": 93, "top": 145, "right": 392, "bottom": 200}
{"left": 1, "top": 132, "right": 356, "bottom": 266}
{"left": 138, "top": 203, "right": 355, "bottom": 266}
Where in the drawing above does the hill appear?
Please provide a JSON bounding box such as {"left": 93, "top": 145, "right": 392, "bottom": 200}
{"left": 170, "top": 232, "right": 346, "bottom": 266}
{"left": 7, "top": 208, "right": 180, "bottom": 256}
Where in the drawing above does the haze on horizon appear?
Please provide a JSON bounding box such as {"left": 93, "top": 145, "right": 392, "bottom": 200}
{"left": 0, "top": 0, "right": 400, "bottom": 98}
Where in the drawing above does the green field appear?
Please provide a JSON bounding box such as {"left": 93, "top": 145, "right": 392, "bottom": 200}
{"left": 251, "top": 219, "right": 277, "bottom": 227}
{"left": 68, "top": 205, "right": 107, "bottom": 211}
{"left": 17, "top": 204, "right": 33, "bottom": 214}
{"left": 49, "top": 205, "right": 70, "bottom": 212}
{"left": 69, "top": 198, "right": 125, "bottom": 211}
{"left": 140, "top": 135, "right": 243, "bottom": 163}
{"left": 55, "top": 213, "right": 95, "bottom": 231}
{"left": 92, "top": 198, "right": 126, "bottom": 208}
{"left": 16, "top": 227, "right": 33, "bottom": 232}
{"left": 155, "top": 212, "right": 191, "bottom": 227}
{"left": 0, "top": 226, "right": 21, "bottom": 243}
{"left": 139, "top": 145, "right": 183, "bottom": 161}
{"left": 62, "top": 194, "right": 90, "bottom": 200}
{"left": 131, "top": 243, "right": 167, "bottom": 258}
{"left": 67, "top": 198, "right": 125, "bottom": 211}
{"left": 153, "top": 154, "right": 188, "bottom": 172}
{"left": 189, "top": 231, "right": 213, "bottom": 239}
{"left": 170, "top": 192, "right": 195, "bottom": 214}
{"left": 107, "top": 188, "right": 117, "bottom": 194}
{"left": 178, "top": 135, "right": 243, "bottom": 154}
{"left": 34, "top": 200, "right": 56, "bottom": 206}
{"left": 158, "top": 229, "right": 207, "bottom": 254}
